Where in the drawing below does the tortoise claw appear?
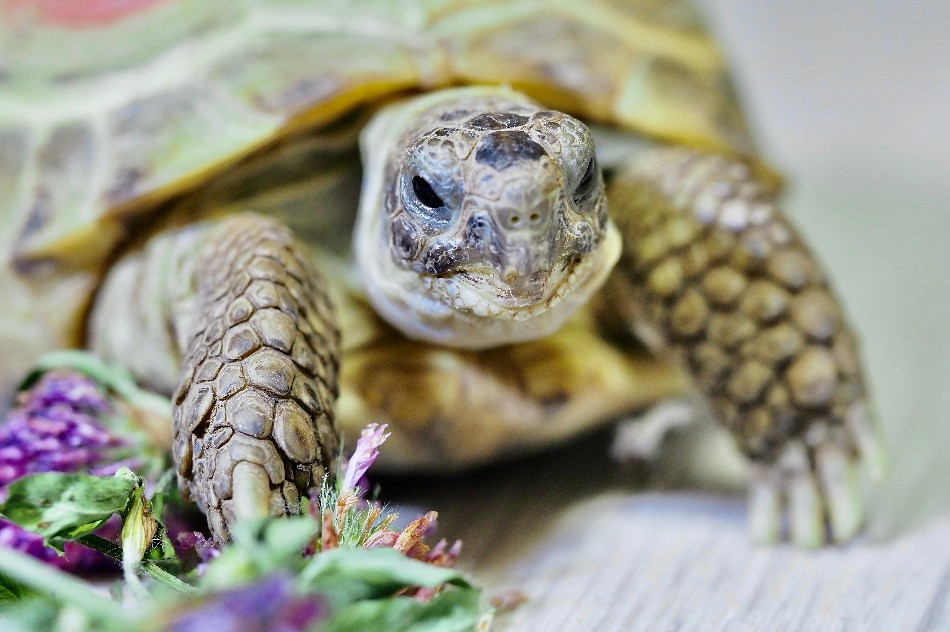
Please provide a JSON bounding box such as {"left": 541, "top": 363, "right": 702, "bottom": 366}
{"left": 748, "top": 467, "right": 782, "bottom": 544}
{"left": 781, "top": 441, "right": 824, "bottom": 547}
{"left": 816, "top": 442, "right": 863, "bottom": 542}
{"left": 749, "top": 429, "right": 870, "bottom": 547}
{"left": 231, "top": 461, "right": 272, "bottom": 522}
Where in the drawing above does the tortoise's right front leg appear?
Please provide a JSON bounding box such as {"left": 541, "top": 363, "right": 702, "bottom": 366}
{"left": 607, "top": 149, "right": 886, "bottom": 546}
{"left": 91, "top": 214, "right": 339, "bottom": 542}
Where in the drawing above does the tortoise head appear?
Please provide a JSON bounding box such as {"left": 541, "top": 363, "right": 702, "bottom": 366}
{"left": 355, "top": 87, "right": 621, "bottom": 348}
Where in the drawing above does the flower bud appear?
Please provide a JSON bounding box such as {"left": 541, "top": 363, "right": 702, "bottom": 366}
{"left": 121, "top": 482, "right": 158, "bottom": 576}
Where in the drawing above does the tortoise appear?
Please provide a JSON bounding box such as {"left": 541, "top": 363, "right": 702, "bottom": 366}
{"left": 0, "top": 0, "right": 884, "bottom": 547}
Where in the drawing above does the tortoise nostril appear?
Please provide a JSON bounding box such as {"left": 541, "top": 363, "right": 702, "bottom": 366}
{"left": 508, "top": 214, "right": 521, "bottom": 226}
{"left": 529, "top": 213, "right": 540, "bottom": 223}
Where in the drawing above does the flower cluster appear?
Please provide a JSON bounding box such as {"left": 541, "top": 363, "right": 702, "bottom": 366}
{"left": 0, "top": 370, "right": 132, "bottom": 570}
{"left": 309, "top": 423, "right": 462, "bottom": 599}
{"left": 0, "top": 370, "right": 130, "bottom": 485}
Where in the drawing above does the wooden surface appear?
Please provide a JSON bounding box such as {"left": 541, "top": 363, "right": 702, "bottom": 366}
{"left": 389, "top": 2, "right": 950, "bottom": 630}
{"left": 385, "top": 416, "right": 950, "bottom": 631}
{"left": 387, "top": 422, "right": 950, "bottom": 631}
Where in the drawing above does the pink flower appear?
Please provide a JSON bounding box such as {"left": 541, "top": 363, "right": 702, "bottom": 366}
{"left": 339, "top": 423, "right": 390, "bottom": 494}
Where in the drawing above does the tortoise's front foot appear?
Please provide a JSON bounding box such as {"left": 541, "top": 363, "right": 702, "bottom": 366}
{"left": 610, "top": 148, "right": 886, "bottom": 546}
{"left": 172, "top": 214, "right": 340, "bottom": 541}
{"left": 748, "top": 403, "right": 885, "bottom": 546}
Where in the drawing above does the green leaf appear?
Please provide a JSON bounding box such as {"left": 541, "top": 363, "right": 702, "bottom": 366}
{"left": 257, "top": 516, "right": 319, "bottom": 561}
{"left": 299, "top": 548, "right": 471, "bottom": 610}
{"left": 200, "top": 517, "right": 318, "bottom": 590}
{"left": 0, "top": 471, "right": 136, "bottom": 550}
{"left": 79, "top": 535, "right": 197, "bottom": 595}
{"left": 322, "top": 587, "right": 482, "bottom": 632}
{"left": 0, "top": 546, "right": 128, "bottom": 624}
{"left": 146, "top": 469, "right": 181, "bottom": 565}
{"left": 0, "top": 573, "right": 34, "bottom": 603}
{"left": 0, "top": 599, "right": 64, "bottom": 632}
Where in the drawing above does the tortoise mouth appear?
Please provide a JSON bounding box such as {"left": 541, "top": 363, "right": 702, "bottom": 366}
{"left": 418, "top": 233, "right": 614, "bottom": 320}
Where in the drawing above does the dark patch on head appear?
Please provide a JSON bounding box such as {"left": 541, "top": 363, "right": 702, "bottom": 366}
{"left": 390, "top": 215, "right": 423, "bottom": 260}
{"left": 474, "top": 131, "right": 546, "bottom": 171}
{"left": 463, "top": 214, "right": 502, "bottom": 264}
{"left": 426, "top": 127, "right": 456, "bottom": 140}
{"left": 464, "top": 215, "right": 491, "bottom": 244}
{"left": 465, "top": 112, "right": 530, "bottom": 131}
{"left": 572, "top": 222, "right": 596, "bottom": 254}
{"left": 419, "top": 243, "right": 460, "bottom": 276}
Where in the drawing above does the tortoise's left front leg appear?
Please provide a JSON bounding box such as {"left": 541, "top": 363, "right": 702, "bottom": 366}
{"left": 90, "top": 214, "right": 340, "bottom": 541}
{"left": 607, "top": 148, "right": 886, "bottom": 546}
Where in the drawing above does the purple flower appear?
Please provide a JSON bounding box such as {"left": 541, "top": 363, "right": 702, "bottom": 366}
{"left": 167, "top": 574, "right": 326, "bottom": 632}
{"left": 339, "top": 423, "right": 390, "bottom": 494}
{"left": 0, "top": 516, "right": 120, "bottom": 573}
{"left": 0, "top": 370, "right": 130, "bottom": 487}
{"left": 0, "top": 519, "right": 61, "bottom": 565}
{"left": 176, "top": 531, "right": 221, "bottom": 576}
{"left": 0, "top": 370, "right": 132, "bottom": 572}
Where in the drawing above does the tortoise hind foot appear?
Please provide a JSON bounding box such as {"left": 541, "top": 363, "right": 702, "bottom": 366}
{"left": 610, "top": 398, "right": 698, "bottom": 463}
{"left": 608, "top": 148, "right": 885, "bottom": 546}
{"left": 172, "top": 213, "right": 340, "bottom": 542}
{"left": 749, "top": 403, "right": 886, "bottom": 546}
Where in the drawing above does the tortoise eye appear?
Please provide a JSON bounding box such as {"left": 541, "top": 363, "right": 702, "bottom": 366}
{"left": 412, "top": 176, "right": 445, "bottom": 209}
{"left": 573, "top": 157, "right": 597, "bottom": 204}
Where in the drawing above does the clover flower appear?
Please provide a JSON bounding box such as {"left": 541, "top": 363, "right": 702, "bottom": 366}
{"left": 0, "top": 370, "right": 131, "bottom": 485}
{"left": 305, "top": 423, "right": 463, "bottom": 602}
{"left": 0, "top": 370, "right": 133, "bottom": 570}
{"left": 176, "top": 530, "right": 221, "bottom": 576}
{"left": 166, "top": 573, "right": 326, "bottom": 632}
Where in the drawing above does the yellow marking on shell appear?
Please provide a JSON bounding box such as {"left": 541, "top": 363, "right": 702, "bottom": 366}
{"left": 429, "top": 1, "right": 723, "bottom": 74}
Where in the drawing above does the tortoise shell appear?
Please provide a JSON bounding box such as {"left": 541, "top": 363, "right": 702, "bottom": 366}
{"left": 0, "top": 0, "right": 758, "bottom": 468}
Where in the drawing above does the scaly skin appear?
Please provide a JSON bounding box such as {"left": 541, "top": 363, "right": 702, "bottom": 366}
{"left": 171, "top": 214, "right": 339, "bottom": 542}
{"left": 609, "top": 148, "right": 884, "bottom": 545}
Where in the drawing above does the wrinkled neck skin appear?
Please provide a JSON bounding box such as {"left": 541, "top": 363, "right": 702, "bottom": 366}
{"left": 355, "top": 86, "right": 621, "bottom": 349}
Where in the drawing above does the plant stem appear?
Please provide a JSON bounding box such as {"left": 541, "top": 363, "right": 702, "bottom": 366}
{"left": 79, "top": 534, "right": 198, "bottom": 595}
{"left": 0, "top": 546, "right": 127, "bottom": 623}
